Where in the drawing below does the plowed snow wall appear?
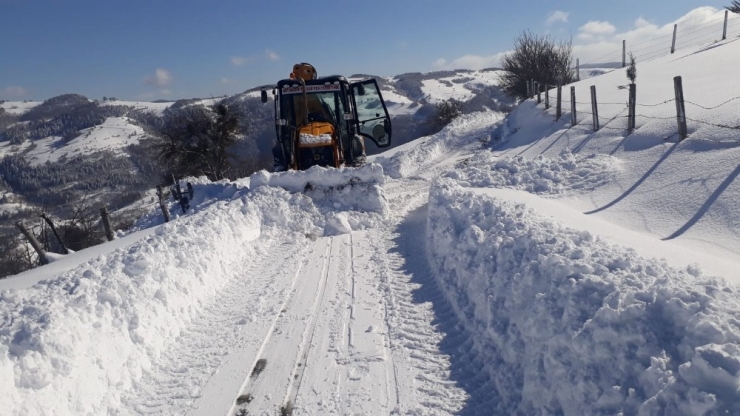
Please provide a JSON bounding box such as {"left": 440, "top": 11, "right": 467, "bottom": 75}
{"left": 427, "top": 177, "right": 740, "bottom": 415}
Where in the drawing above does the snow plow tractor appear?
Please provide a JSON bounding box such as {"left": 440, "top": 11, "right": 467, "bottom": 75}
{"left": 261, "top": 63, "right": 392, "bottom": 171}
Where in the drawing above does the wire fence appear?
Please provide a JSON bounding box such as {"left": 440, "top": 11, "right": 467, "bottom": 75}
{"left": 576, "top": 10, "right": 740, "bottom": 72}
{"left": 523, "top": 11, "right": 740, "bottom": 143}
{"left": 533, "top": 82, "right": 740, "bottom": 144}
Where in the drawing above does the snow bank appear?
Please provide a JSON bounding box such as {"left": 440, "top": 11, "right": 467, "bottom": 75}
{"left": 0, "top": 197, "right": 263, "bottom": 415}
{"left": 0, "top": 168, "right": 389, "bottom": 415}
{"left": 249, "top": 163, "right": 383, "bottom": 191}
{"left": 249, "top": 163, "right": 389, "bottom": 218}
{"left": 444, "top": 150, "right": 621, "bottom": 195}
{"left": 427, "top": 177, "right": 740, "bottom": 415}
{"left": 375, "top": 111, "right": 505, "bottom": 179}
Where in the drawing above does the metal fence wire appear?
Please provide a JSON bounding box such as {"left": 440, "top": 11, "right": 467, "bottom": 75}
{"left": 525, "top": 12, "right": 740, "bottom": 142}
{"left": 577, "top": 11, "right": 739, "bottom": 70}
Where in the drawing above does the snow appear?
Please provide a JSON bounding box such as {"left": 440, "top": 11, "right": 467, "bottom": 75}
{"left": 427, "top": 178, "right": 740, "bottom": 414}
{"left": 421, "top": 69, "right": 504, "bottom": 104}
{"left": 298, "top": 133, "right": 332, "bottom": 145}
{"left": 20, "top": 117, "right": 146, "bottom": 166}
{"left": 379, "top": 87, "right": 417, "bottom": 116}
{"left": 0, "top": 201, "right": 25, "bottom": 214}
{"left": 3, "top": 21, "right": 740, "bottom": 416}
{"left": 0, "top": 101, "right": 42, "bottom": 115}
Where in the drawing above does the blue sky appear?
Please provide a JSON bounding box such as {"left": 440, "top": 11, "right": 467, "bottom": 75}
{"left": 0, "top": 1, "right": 731, "bottom": 101}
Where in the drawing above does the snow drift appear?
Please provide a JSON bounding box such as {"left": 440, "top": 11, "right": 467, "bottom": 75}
{"left": 428, "top": 177, "right": 740, "bottom": 415}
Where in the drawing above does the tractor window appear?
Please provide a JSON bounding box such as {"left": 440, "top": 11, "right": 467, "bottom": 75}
{"left": 351, "top": 80, "right": 391, "bottom": 148}
{"left": 288, "top": 92, "right": 339, "bottom": 126}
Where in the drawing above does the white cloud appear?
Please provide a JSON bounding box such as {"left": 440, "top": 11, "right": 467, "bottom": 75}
{"left": 635, "top": 17, "right": 652, "bottom": 29}
{"left": 265, "top": 49, "right": 280, "bottom": 61}
{"left": 546, "top": 11, "right": 569, "bottom": 25}
{"left": 580, "top": 20, "right": 617, "bottom": 36}
{"left": 432, "top": 58, "right": 447, "bottom": 68}
{"left": 432, "top": 52, "right": 509, "bottom": 70}
{"left": 231, "top": 56, "right": 248, "bottom": 66}
{"left": 2, "top": 86, "right": 28, "bottom": 98}
{"left": 144, "top": 68, "right": 172, "bottom": 87}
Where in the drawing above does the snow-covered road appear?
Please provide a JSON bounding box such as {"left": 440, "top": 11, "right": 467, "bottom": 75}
{"left": 6, "top": 35, "right": 740, "bottom": 415}
{"left": 113, "top": 121, "right": 493, "bottom": 416}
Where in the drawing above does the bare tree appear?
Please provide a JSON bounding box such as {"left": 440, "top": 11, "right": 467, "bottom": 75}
{"left": 151, "top": 103, "right": 240, "bottom": 181}
{"left": 727, "top": 1, "right": 740, "bottom": 13}
{"left": 433, "top": 99, "right": 463, "bottom": 130}
{"left": 0, "top": 232, "right": 34, "bottom": 278}
{"left": 58, "top": 194, "right": 105, "bottom": 251}
{"left": 500, "top": 30, "right": 576, "bottom": 100}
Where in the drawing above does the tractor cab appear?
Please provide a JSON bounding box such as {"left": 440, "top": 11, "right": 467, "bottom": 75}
{"left": 261, "top": 63, "right": 392, "bottom": 171}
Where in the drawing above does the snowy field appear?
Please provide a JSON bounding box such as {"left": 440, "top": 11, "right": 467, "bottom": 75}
{"left": 0, "top": 101, "right": 42, "bottom": 115}
{"left": 3, "top": 20, "right": 740, "bottom": 416}
{"left": 15, "top": 117, "right": 146, "bottom": 166}
{"left": 421, "top": 69, "right": 503, "bottom": 104}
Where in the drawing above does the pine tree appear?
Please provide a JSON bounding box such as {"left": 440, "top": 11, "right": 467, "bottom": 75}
{"left": 727, "top": 1, "right": 740, "bottom": 13}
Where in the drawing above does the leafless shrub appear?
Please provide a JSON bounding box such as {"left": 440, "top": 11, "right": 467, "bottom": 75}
{"left": 500, "top": 30, "right": 576, "bottom": 100}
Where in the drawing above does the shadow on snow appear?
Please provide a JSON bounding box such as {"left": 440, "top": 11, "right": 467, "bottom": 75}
{"left": 389, "top": 204, "right": 500, "bottom": 415}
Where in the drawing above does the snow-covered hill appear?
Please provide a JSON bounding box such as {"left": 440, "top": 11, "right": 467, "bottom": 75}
{"left": 3, "top": 28, "right": 740, "bottom": 416}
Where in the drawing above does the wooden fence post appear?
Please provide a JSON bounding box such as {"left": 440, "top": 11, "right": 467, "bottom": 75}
{"left": 590, "top": 85, "right": 600, "bottom": 131}
{"left": 671, "top": 24, "right": 678, "bottom": 54}
{"left": 570, "top": 86, "right": 577, "bottom": 126}
{"left": 622, "top": 40, "right": 626, "bottom": 67}
{"left": 556, "top": 85, "right": 562, "bottom": 121}
{"left": 157, "top": 186, "right": 170, "bottom": 223}
{"left": 545, "top": 84, "right": 550, "bottom": 109}
{"left": 674, "top": 76, "right": 688, "bottom": 141}
{"left": 16, "top": 222, "right": 48, "bottom": 265}
{"left": 723, "top": 10, "right": 729, "bottom": 40}
{"left": 576, "top": 58, "right": 580, "bottom": 81}
{"left": 40, "top": 213, "right": 68, "bottom": 254}
{"left": 628, "top": 83, "right": 637, "bottom": 133}
{"left": 100, "top": 207, "right": 114, "bottom": 241}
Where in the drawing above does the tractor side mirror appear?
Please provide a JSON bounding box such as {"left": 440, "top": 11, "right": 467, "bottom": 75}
{"left": 372, "top": 124, "right": 385, "bottom": 141}
{"left": 260, "top": 89, "right": 268, "bottom": 103}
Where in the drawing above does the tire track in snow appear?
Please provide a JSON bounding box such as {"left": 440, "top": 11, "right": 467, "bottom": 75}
{"left": 379, "top": 173, "right": 501, "bottom": 414}
{"left": 293, "top": 232, "right": 399, "bottom": 415}
{"left": 119, "top": 235, "right": 309, "bottom": 415}
{"left": 376, "top": 233, "right": 468, "bottom": 415}
{"left": 232, "top": 236, "right": 344, "bottom": 415}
